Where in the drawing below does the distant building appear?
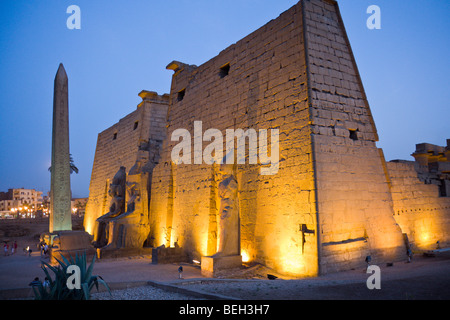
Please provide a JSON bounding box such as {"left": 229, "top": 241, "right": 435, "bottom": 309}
{"left": 0, "top": 188, "right": 44, "bottom": 216}
{"left": 72, "top": 197, "right": 88, "bottom": 216}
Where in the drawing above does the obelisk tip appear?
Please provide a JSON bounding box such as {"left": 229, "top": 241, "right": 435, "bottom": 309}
{"left": 55, "top": 63, "right": 68, "bottom": 82}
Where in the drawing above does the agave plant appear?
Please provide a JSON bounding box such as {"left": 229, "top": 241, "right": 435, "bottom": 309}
{"left": 32, "top": 251, "right": 111, "bottom": 300}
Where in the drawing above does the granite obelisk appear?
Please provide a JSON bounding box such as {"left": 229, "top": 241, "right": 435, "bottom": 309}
{"left": 50, "top": 63, "right": 72, "bottom": 232}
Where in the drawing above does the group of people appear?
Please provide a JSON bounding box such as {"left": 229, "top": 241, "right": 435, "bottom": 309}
{"left": 39, "top": 241, "right": 49, "bottom": 258}
{"left": 2, "top": 240, "right": 50, "bottom": 257}
{"left": 3, "top": 241, "right": 18, "bottom": 256}
{"left": 29, "top": 276, "right": 51, "bottom": 292}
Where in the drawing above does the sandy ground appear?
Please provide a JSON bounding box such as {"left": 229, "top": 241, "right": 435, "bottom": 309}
{"left": 1, "top": 218, "right": 450, "bottom": 300}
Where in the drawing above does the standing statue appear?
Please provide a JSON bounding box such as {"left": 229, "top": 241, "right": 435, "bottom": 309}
{"left": 213, "top": 163, "right": 240, "bottom": 257}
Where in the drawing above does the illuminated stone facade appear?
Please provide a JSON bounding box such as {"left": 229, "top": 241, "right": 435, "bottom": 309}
{"left": 84, "top": 91, "right": 169, "bottom": 236}
{"left": 388, "top": 141, "right": 450, "bottom": 250}
{"left": 84, "top": 0, "right": 450, "bottom": 276}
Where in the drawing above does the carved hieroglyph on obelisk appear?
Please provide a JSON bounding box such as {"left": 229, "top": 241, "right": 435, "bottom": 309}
{"left": 49, "top": 63, "right": 72, "bottom": 232}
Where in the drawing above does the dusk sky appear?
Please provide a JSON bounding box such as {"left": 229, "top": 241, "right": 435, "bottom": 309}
{"left": 0, "top": 0, "right": 449, "bottom": 199}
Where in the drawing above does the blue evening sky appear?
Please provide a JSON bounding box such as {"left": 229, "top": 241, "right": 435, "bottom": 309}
{"left": 0, "top": 1, "right": 449, "bottom": 198}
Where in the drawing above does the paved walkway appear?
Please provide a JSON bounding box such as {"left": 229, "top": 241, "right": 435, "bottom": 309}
{"left": 1, "top": 249, "right": 450, "bottom": 300}
{"left": 0, "top": 251, "right": 202, "bottom": 286}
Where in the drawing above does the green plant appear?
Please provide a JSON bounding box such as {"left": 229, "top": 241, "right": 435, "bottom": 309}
{"left": 48, "top": 153, "right": 79, "bottom": 174}
{"left": 32, "top": 251, "right": 111, "bottom": 300}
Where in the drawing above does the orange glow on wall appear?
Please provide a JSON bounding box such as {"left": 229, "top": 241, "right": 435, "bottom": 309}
{"left": 241, "top": 250, "right": 250, "bottom": 263}
{"left": 276, "top": 239, "right": 305, "bottom": 276}
{"left": 199, "top": 230, "right": 209, "bottom": 257}
{"left": 84, "top": 219, "right": 94, "bottom": 236}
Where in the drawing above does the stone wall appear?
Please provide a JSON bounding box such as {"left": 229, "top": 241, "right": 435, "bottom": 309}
{"left": 302, "top": 0, "right": 405, "bottom": 274}
{"left": 150, "top": 1, "right": 319, "bottom": 277}
{"left": 84, "top": 92, "right": 169, "bottom": 235}
{"left": 149, "top": 0, "right": 408, "bottom": 276}
{"left": 84, "top": 0, "right": 449, "bottom": 277}
{"left": 388, "top": 160, "right": 450, "bottom": 249}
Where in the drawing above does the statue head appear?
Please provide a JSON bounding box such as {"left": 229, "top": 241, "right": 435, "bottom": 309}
{"left": 108, "top": 166, "right": 127, "bottom": 198}
{"left": 214, "top": 152, "right": 235, "bottom": 179}
{"left": 219, "top": 163, "right": 234, "bottom": 176}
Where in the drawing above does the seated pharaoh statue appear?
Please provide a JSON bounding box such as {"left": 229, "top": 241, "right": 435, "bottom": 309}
{"left": 93, "top": 160, "right": 150, "bottom": 250}
{"left": 93, "top": 166, "right": 127, "bottom": 248}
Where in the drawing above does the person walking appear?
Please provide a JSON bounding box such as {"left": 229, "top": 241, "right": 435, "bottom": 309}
{"left": 43, "top": 243, "right": 49, "bottom": 258}
{"left": 11, "top": 241, "right": 16, "bottom": 254}
{"left": 407, "top": 248, "right": 413, "bottom": 263}
{"left": 39, "top": 241, "right": 45, "bottom": 257}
